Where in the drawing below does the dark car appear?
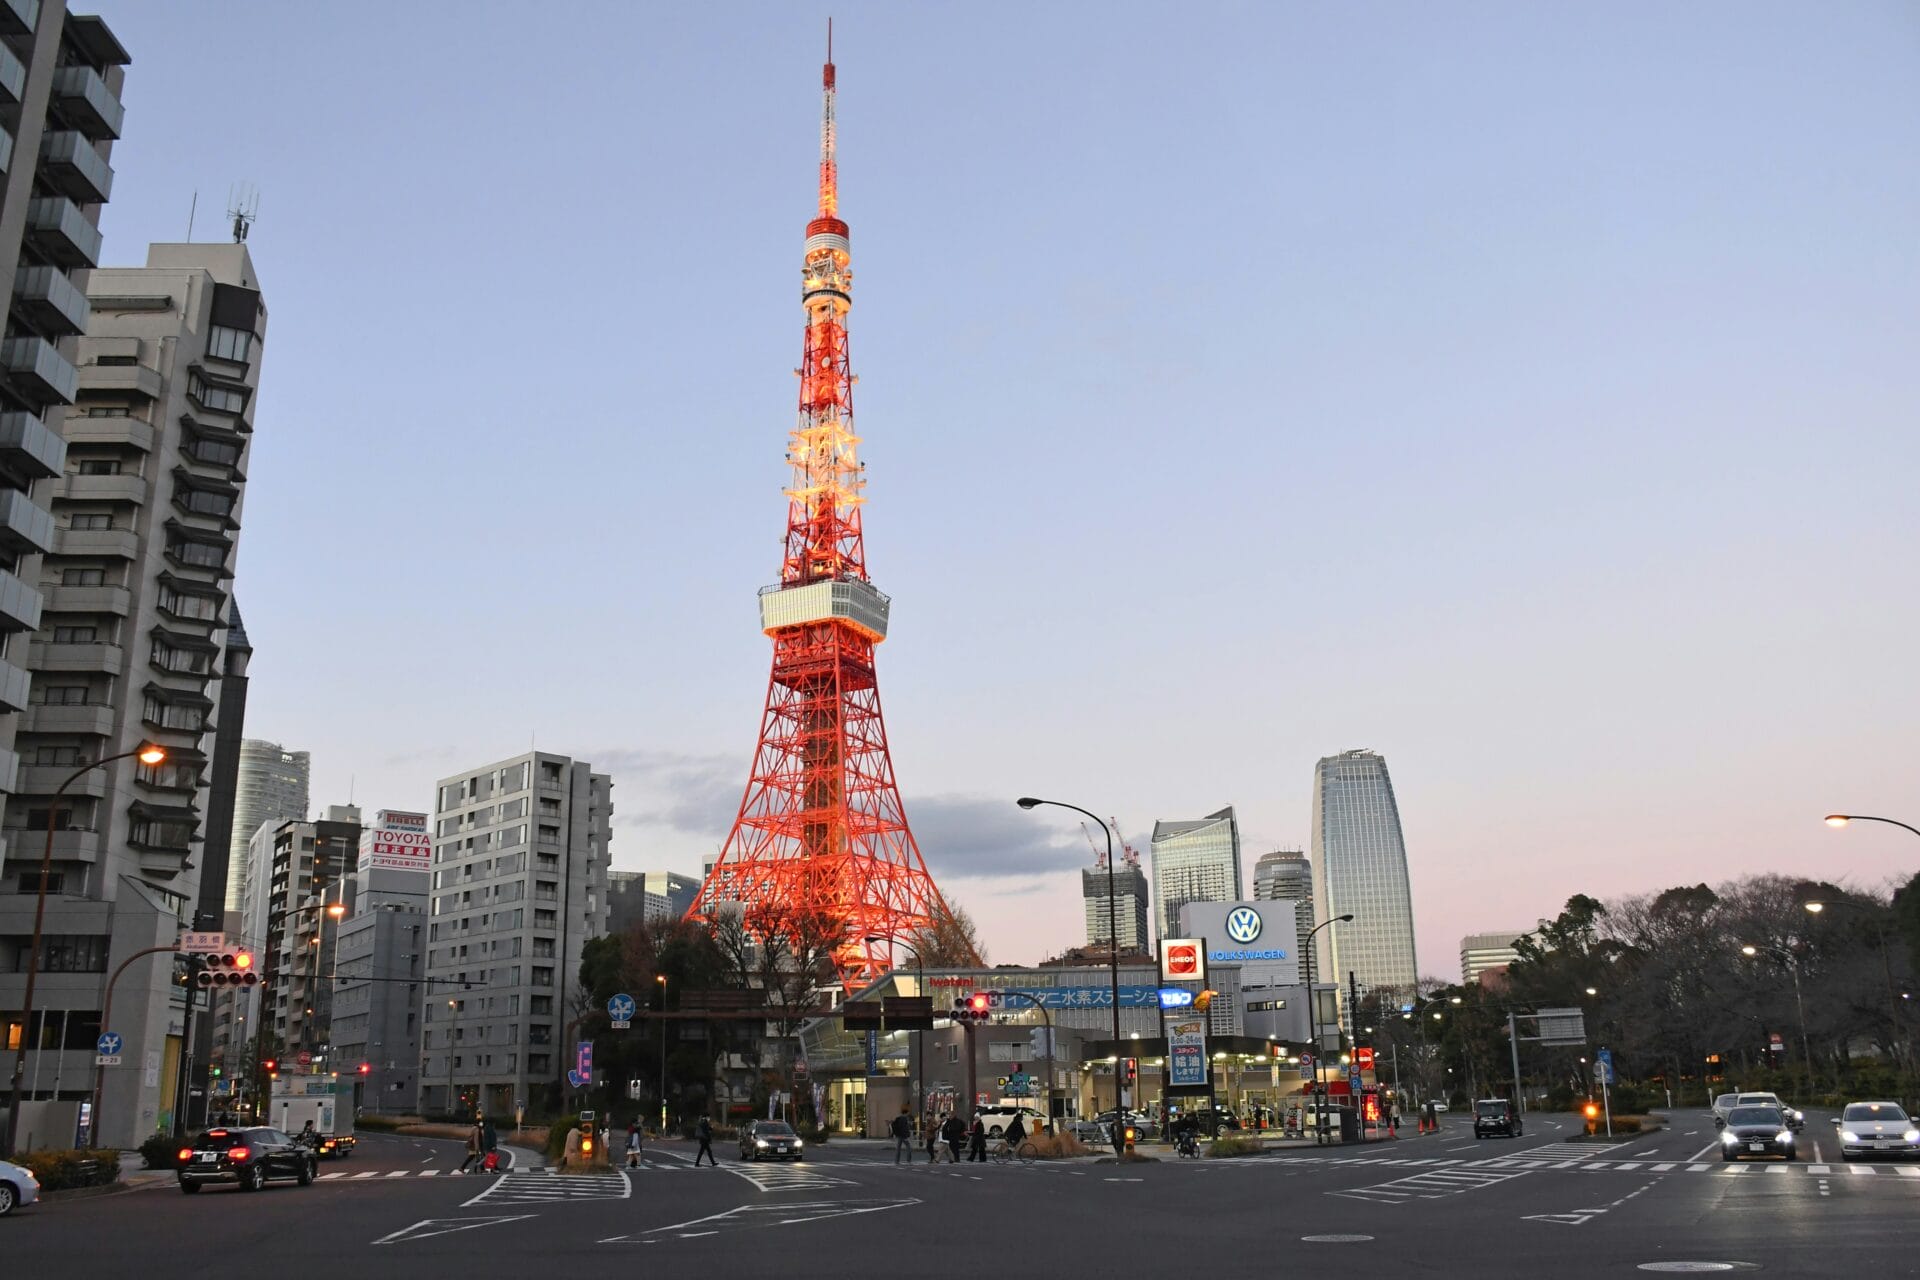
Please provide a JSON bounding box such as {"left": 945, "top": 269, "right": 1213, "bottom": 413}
{"left": 177, "top": 1126, "right": 316, "bottom": 1193}
{"left": 1473, "top": 1098, "right": 1523, "bottom": 1138}
{"left": 1180, "top": 1108, "right": 1242, "bottom": 1138}
{"left": 1717, "top": 1105, "right": 1795, "bottom": 1162}
{"left": 738, "top": 1120, "right": 804, "bottom": 1161}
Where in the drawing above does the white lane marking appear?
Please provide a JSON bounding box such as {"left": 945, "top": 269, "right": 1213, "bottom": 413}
{"left": 352, "top": 1171, "right": 380, "bottom": 1179}
{"left": 1687, "top": 1141, "right": 1720, "bottom": 1162}
{"left": 319, "top": 1172, "right": 346, "bottom": 1180}
{"left": 1652, "top": 1163, "right": 1676, "bottom": 1171}
{"left": 1808, "top": 1164, "right": 1831, "bottom": 1174}
{"left": 385, "top": 1170, "right": 411, "bottom": 1177}
{"left": 1851, "top": 1165, "right": 1878, "bottom": 1176}
{"left": 420, "top": 1170, "right": 439, "bottom": 1177}
{"left": 372, "top": 1215, "right": 535, "bottom": 1246}
{"left": 1687, "top": 1164, "right": 1711, "bottom": 1172}
{"left": 1898, "top": 1167, "right": 1920, "bottom": 1178}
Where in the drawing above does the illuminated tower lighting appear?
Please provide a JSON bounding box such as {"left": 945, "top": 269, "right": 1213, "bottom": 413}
{"left": 690, "top": 38, "right": 955, "bottom": 989}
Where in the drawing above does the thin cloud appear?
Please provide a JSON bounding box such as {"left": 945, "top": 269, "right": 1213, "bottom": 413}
{"left": 906, "top": 793, "right": 1089, "bottom": 882}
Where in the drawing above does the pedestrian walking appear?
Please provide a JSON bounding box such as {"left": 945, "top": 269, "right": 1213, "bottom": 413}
{"left": 925, "top": 1114, "right": 942, "bottom": 1165}
{"left": 626, "top": 1119, "right": 644, "bottom": 1169}
{"left": 695, "top": 1114, "right": 718, "bottom": 1167}
{"left": 561, "top": 1122, "right": 582, "bottom": 1171}
{"left": 458, "top": 1119, "right": 485, "bottom": 1172}
{"left": 482, "top": 1116, "right": 498, "bottom": 1159}
{"left": 967, "top": 1114, "right": 988, "bottom": 1163}
{"left": 942, "top": 1112, "right": 966, "bottom": 1164}
{"left": 891, "top": 1106, "right": 914, "bottom": 1163}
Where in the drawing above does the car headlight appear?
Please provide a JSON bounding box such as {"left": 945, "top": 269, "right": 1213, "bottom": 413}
{"left": 1776, "top": 1131, "right": 1794, "bottom": 1143}
{"left": 1722, "top": 1132, "right": 1740, "bottom": 1145}
{"left": 793, "top": 1139, "right": 804, "bottom": 1148}
{"left": 1840, "top": 1131, "right": 1862, "bottom": 1141}
{"left": 756, "top": 1139, "right": 769, "bottom": 1148}
{"left": 1905, "top": 1130, "right": 1919, "bottom": 1142}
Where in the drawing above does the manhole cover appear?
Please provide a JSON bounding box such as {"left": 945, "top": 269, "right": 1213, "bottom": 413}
{"left": 1302, "top": 1234, "right": 1374, "bottom": 1243}
{"left": 1637, "top": 1266, "right": 1738, "bottom": 1273}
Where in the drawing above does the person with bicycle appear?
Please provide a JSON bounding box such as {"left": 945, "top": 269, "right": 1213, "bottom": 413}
{"left": 1172, "top": 1112, "right": 1201, "bottom": 1158}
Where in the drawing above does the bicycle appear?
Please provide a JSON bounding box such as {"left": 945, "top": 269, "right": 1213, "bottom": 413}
{"left": 990, "top": 1139, "right": 1038, "bottom": 1166}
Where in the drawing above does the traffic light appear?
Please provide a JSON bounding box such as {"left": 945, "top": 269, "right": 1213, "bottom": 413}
{"left": 953, "top": 993, "right": 992, "bottom": 1024}
{"left": 196, "top": 951, "right": 258, "bottom": 988}
{"left": 1123, "top": 1057, "right": 1138, "bottom": 1084}
{"left": 357, "top": 1062, "right": 371, "bottom": 1075}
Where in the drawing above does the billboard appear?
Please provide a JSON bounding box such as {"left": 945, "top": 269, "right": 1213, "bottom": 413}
{"left": 1159, "top": 938, "right": 1207, "bottom": 983}
{"left": 1176, "top": 901, "right": 1300, "bottom": 985}
{"left": 1168, "top": 1018, "right": 1208, "bottom": 1088}
{"left": 366, "top": 809, "right": 430, "bottom": 873}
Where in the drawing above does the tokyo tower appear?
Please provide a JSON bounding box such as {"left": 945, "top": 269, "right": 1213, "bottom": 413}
{"left": 689, "top": 41, "right": 952, "bottom": 990}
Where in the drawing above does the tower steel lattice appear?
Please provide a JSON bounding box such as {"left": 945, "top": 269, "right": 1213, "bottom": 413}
{"left": 690, "top": 44, "right": 951, "bottom": 990}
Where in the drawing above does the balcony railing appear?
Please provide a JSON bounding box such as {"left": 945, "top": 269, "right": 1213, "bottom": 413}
{"left": 25, "top": 197, "right": 101, "bottom": 269}
{"left": 51, "top": 64, "right": 124, "bottom": 139}
{"left": 0, "top": 335, "right": 78, "bottom": 407}
{"left": 37, "top": 130, "right": 113, "bottom": 204}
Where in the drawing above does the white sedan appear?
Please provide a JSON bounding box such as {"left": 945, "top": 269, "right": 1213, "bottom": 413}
{"left": 1835, "top": 1101, "right": 1920, "bottom": 1161}
{"left": 0, "top": 1158, "right": 39, "bottom": 1216}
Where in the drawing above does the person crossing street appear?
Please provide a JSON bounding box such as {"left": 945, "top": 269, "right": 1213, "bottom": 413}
{"left": 694, "top": 1114, "right": 718, "bottom": 1167}
{"left": 891, "top": 1107, "right": 915, "bottom": 1163}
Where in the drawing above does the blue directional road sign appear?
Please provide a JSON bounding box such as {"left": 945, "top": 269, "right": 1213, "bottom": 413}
{"left": 97, "top": 1032, "right": 122, "bottom": 1056}
{"left": 1595, "top": 1047, "right": 1614, "bottom": 1086}
{"left": 608, "top": 993, "right": 636, "bottom": 1025}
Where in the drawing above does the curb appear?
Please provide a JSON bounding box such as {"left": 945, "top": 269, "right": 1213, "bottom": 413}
{"left": 41, "top": 1180, "right": 139, "bottom": 1203}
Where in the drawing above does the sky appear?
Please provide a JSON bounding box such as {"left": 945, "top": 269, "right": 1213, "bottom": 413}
{"left": 91, "top": 2, "right": 1918, "bottom": 979}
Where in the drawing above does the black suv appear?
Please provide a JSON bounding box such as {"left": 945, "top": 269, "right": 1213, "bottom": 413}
{"left": 177, "top": 1126, "right": 315, "bottom": 1194}
{"left": 1473, "top": 1098, "right": 1523, "bottom": 1138}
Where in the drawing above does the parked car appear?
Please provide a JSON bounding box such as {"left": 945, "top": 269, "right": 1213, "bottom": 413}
{"left": 177, "top": 1126, "right": 316, "bottom": 1193}
{"left": 1092, "top": 1110, "right": 1153, "bottom": 1143}
{"left": 1710, "top": 1093, "right": 1741, "bottom": 1123}
{"left": 1473, "top": 1098, "right": 1523, "bottom": 1139}
{"left": 977, "top": 1105, "right": 1047, "bottom": 1140}
{"left": 1734, "top": 1092, "right": 1802, "bottom": 1130}
{"left": 1716, "top": 1105, "right": 1795, "bottom": 1162}
{"left": 0, "top": 1157, "right": 39, "bottom": 1216}
{"left": 1178, "top": 1107, "right": 1242, "bottom": 1137}
{"left": 1833, "top": 1101, "right": 1920, "bottom": 1161}
{"left": 737, "top": 1119, "right": 804, "bottom": 1161}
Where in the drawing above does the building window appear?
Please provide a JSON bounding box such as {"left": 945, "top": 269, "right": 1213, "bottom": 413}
{"left": 75, "top": 459, "right": 120, "bottom": 476}
{"left": 60, "top": 567, "right": 105, "bottom": 586}
{"left": 94, "top": 355, "right": 137, "bottom": 368}
{"left": 52, "top": 626, "right": 97, "bottom": 643}
{"left": 186, "top": 372, "right": 247, "bottom": 415}
{"left": 185, "top": 437, "right": 242, "bottom": 468}
{"left": 177, "top": 485, "right": 235, "bottom": 518}
{"left": 33, "top": 685, "right": 90, "bottom": 705}
{"left": 32, "top": 747, "right": 84, "bottom": 766}
{"left": 67, "top": 513, "right": 112, "bottom": 530}
{"left": 157, "top": 584, "right": 223, "bottom": 622}
{"left": 166, "top": 539, "right": 227, "bottom": 570}
{"left": 10, "top": 934, "right": 110, "bottom": 972}
{"left": 207, "top": 325, "right": 252, "bottom": 362}
{"left": 12, "top": 871, "right": 65, "bottom": 895}
{"left": 141, "top": 693, "right": 205, "bottom": 732}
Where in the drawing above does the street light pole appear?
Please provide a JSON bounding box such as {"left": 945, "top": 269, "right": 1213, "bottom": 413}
{"left": 1017, "top": 798, "right": 1123, "bottom": 1151}
{"left": 1805, "top": 899, "right": 1908, "bottom": 1100}
{"left": 3, "top": 742, "right": 166, "bottom": 1158}
{"left": 1303, "top": 913, "right": 1353, "bottom": 1145}
{"left": 1740, "top": 943, "right": 1818, "bottom": 1097}
{"left": 656, "top": 974, "right": 669, "bottom": 1134}
{"left": 1826, "top": 814, "right": 1920, "bottom": 840}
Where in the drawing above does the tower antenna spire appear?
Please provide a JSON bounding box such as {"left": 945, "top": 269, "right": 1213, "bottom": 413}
{"left": 819, "top": 20, "right": 837, "bottom": 217}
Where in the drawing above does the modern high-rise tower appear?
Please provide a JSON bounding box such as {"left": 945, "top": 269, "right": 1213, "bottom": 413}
{"left": 226, "top": 738, "right": 309, "bottom": 912}
{"left": 690, "top": 45, "right": 950, "bottom": 989}
{"left": 1311, "top": 749, "right": 1417, "bottom": 993}
{"left": 1150, "top": 806, "right": 1241, "bottom": 941}
{"left": 1252, "top": 849, "right": 1314, "bottom": 981}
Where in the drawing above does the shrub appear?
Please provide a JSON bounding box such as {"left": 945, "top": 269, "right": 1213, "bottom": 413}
{"left": 544, "top": 1114, "right": 587, "bottom": 1162}
{"left": 1206, "top": 1135, "right": 1261, "bottom": 1158}
{"left": 139, "top": 1133, "right": 181, "bottom": 1169}
{"left": 1025, "top": 1131, "right": 1090, "bottom": 1160}
{"left": 24, "top": 1148, "right": 121, "bottom": 1191}
{"left": 800, "top": 1125, "right": 830, "bottom": 1145}
{"left": 355, "top": 1114, "right": 402, "bottom": 1132}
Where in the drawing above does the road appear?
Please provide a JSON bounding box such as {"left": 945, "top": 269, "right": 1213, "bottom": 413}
{"left": 7, "top": 1113, "right": 1919, "bottom": 1278}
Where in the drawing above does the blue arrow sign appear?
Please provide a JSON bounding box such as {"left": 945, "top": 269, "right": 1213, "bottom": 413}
{"left": 566, "top": 1068, "right": 586, "bottom": 1090}
{"left": 608, "top": 993, "right": 636, "bottom": 1022}
{"left": 97, "top": 1032, "right": 122, "bottom": 1056}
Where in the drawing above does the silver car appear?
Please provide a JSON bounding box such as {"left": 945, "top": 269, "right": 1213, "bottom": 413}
{"left": 1834, "top": 1101, "right": 1920, "bottom": 1161}
{"left": 0, "top": 1158, "right": 39, "bottom": 1216}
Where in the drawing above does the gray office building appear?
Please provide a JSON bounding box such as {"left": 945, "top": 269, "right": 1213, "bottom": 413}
{"left": 1311, "top": 749, "right": 1417, "bottom": 996}
{"left": 423, "top": 751, "right": 611, "bottom": 1119}
{"left": 1252, "top": 849, "right": 1315, "bottom": 985}
{"left": 1150, "top": 806, "right": 1241, "bottom": 941}
{"left": 226, "top": 738, "right": 308, "bottom": 912}
{"left": 1081, "top": 858, "right": 1149, "bottom": 953}
{"left": 606, "top": 868, "right": 698, "bottom": 936}
{"left": 331, "top": 810, "right": 430, "bottom": 1114}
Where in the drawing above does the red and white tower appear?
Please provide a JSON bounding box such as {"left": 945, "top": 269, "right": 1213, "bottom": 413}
{"left": 690, "top": 46, "right": 951, "bottom": 989}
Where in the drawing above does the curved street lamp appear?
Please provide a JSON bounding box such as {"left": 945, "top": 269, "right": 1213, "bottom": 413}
{"left": 1737, "top": 940, "right": 1818, "bottom": 1096}
{"left": 1825, "top": 814, "right": 1920, "bottom": 840}
{"left": 4, "top": 742, "right": 166, "bottom": 1156}
{"left": 1016, "top": 796, "right": 1125, "bottom": 1151}
{"left": 1802, "top": 897, "right": 1908, "bottom": 1098}
{"left": 1304, "top": 913, "right": 1354, "bottom": 1145}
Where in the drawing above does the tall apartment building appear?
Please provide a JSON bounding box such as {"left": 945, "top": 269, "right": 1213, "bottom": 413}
{"left": 1461, "top": 929, "right": 1532, "bottom": 986}
{"left": 1252, "top": 849, "right": 1315, "bottom": 984}
{"left": 239, "top": 807, "right": 360, "bottom": 1070}
{"left": 1311, "top": 749, "right": 1417, "bottom": 996}
{"left": 0, "top": 8, "right": 126, "bottom": 888}
{"left": 424, "top": 752, "right": 611, "bottom": 1119}
{"left": 225, "top": 738, "right": 308, "bottom": 912}
{"left": 1149, "top": 805, "right": 1241, "bottom": 941}
{"left": 606, "top": 870, "right": 670, "bottom": 936}
{"left": 1081, "top": 856, "right": 1149, "bottom": 953}
{"left": 331, "top": 810, "right": 429, "bottom": 1114}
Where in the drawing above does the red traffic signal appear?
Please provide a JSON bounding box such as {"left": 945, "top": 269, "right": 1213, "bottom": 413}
{"left": 260, "top": 1058, "right": 276, "bottom": 1072}
{"left": 196, "top": 951, "right": 260, "bottom": 988}
{"left": 968, "top": 992, "right": 990, "bottom": 1015}
{"left": 1123, "top": 1056, "right": 1138, "bottom": 1083}
{"left": 357, "top": 1062, "right": 371, "bottom": 1075}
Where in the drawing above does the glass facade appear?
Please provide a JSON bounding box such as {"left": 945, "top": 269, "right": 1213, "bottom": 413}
{"left": 1149, "top": 806, "right": 1241, "bottom": 941}
{"left": 1311, "top": 750, "right": 1416, "bottom": 993}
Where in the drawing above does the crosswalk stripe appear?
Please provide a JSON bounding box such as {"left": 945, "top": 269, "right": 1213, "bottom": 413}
{"left": 1688, "top": 1164, "right": 1711, "bottom": 1172}
{"left": 1851, "top": 1165, "right": 1878, "bottom": 1175}
{"left": 1897, "top": 1167, "right": 1920, "bottom": 1178}
{"left": 1652, "top": 1163, "right": 1676, "bottom": 1171}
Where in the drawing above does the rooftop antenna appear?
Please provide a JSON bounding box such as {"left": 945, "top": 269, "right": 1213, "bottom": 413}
{"left": 227, "top": 183, "right": 259, "bottom": 243}
{"left": 187, "top": 190, "right": 198, "bottom": 241}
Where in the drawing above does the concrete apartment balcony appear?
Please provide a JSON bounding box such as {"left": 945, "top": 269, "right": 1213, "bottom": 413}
{"left": 0, "top": 487, "right": 56, "bottom": 555}
{"left": 0, "top": 336, "right": 79, "bottom": 407}
{"left": 0, "top": 655, "right": 28, "bottom": 714}
{"left": 0, "top": 36, "right": 24, "bottom": 105}
{"left": 42, "top": 583, "right": 131, "bottom": 616}
{"left": 0, "top": 566, "right": 41, "bottom": 633}
{"left": 55, "top": 526, "right": 138, "bottom": 559}
{"left": 17, "top": 762, "right": 112, "bottom": 799}
{"left": 62, "top": 414, "right": 152, "bottom": 452}
{"left": 25, "top": 702, "right": 114, "bottom": 737}
{"left": 51, "top": 63, "right": 124, "bottom": 139}
{"left": 0, "top": 410, "right": 67, "bottom": 480}
{"left": 0, "top": 127, "right": 12, "bottom": 179}
{"left": 13, "top": 264, "right": 91, "bottom": 337}
{"left": 25, "top": 197, "right": 102, "bottom": 270}
{"left": 27, "top": 639, "right": 123, "bottom": 676}
{"left": 0, "top": 0, "right": 35, "bottom": 39}
{"left": 57, "top": 472, "right": 146, "bottom": 506}
{"left": 0, "top": 747, "right": 17, "bottom": 797}
{"left": 37, "top": 130, "right": 113, "bottom": 204}
{"left": 77, "top": 361, "right": 162, "bottom": 400}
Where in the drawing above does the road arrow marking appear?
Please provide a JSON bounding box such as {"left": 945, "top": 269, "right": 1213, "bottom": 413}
{"left": 373, "top": 1215, "right": 536, "bottom": 1245}
{"left": 600, "top": 1198, "right": 919, "bottom": 1243}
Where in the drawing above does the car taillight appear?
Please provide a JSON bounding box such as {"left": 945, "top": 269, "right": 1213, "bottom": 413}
{"left": 228, "top": 1145, "right": 250, "bottom": 1161}
{"left": 177, "top": 1147, "right": 193, "bottom": 1161}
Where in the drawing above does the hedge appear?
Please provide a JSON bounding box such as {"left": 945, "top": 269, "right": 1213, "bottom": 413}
{"left": 24, "top": 1148, "right": 121, "bottom": 1191}
{"left": 139, "top": 1133, "right": 181, "bottom": 1169}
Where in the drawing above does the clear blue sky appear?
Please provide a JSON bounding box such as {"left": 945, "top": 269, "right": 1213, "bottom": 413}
{"left": 97, "top": 2, "right": 1919, "bottom": 978}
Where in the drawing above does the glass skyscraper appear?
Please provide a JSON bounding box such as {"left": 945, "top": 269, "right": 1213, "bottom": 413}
{"left": 1311, "top": 750, "right": 1417, "bottom": 993}
{"left": 1150, "top": 806, "right": 1241, "bottom": 941}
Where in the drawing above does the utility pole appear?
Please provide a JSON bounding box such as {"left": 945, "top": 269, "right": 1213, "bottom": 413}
{"left": 1507, "top": 1011, "right": 1524, "bottom": 1112}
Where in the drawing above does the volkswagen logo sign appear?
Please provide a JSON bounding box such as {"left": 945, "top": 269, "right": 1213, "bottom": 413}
{"left": 1225, "top": 906, "right": 1263, "bottom": 944}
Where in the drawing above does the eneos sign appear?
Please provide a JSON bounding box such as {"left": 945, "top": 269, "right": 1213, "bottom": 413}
{"left": 1159, "top": 938, "right": 1206, "bottom": 983}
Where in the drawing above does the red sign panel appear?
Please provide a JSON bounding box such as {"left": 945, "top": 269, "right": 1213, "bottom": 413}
{"left": 1355, "top": 1047, "right": 1375, "bottom": 1071}
{"left": 1165, "top": 945, "right": 1200, "bottom": 977}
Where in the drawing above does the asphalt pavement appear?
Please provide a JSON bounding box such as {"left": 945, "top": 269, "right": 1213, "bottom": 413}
{"left": 8, "top": 1112, "right": 1920, "bottom": 1278}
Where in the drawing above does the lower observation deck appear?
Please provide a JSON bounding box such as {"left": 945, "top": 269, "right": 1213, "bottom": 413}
{"left": 758, "top": 577, "right": 890, "bottom": 641}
